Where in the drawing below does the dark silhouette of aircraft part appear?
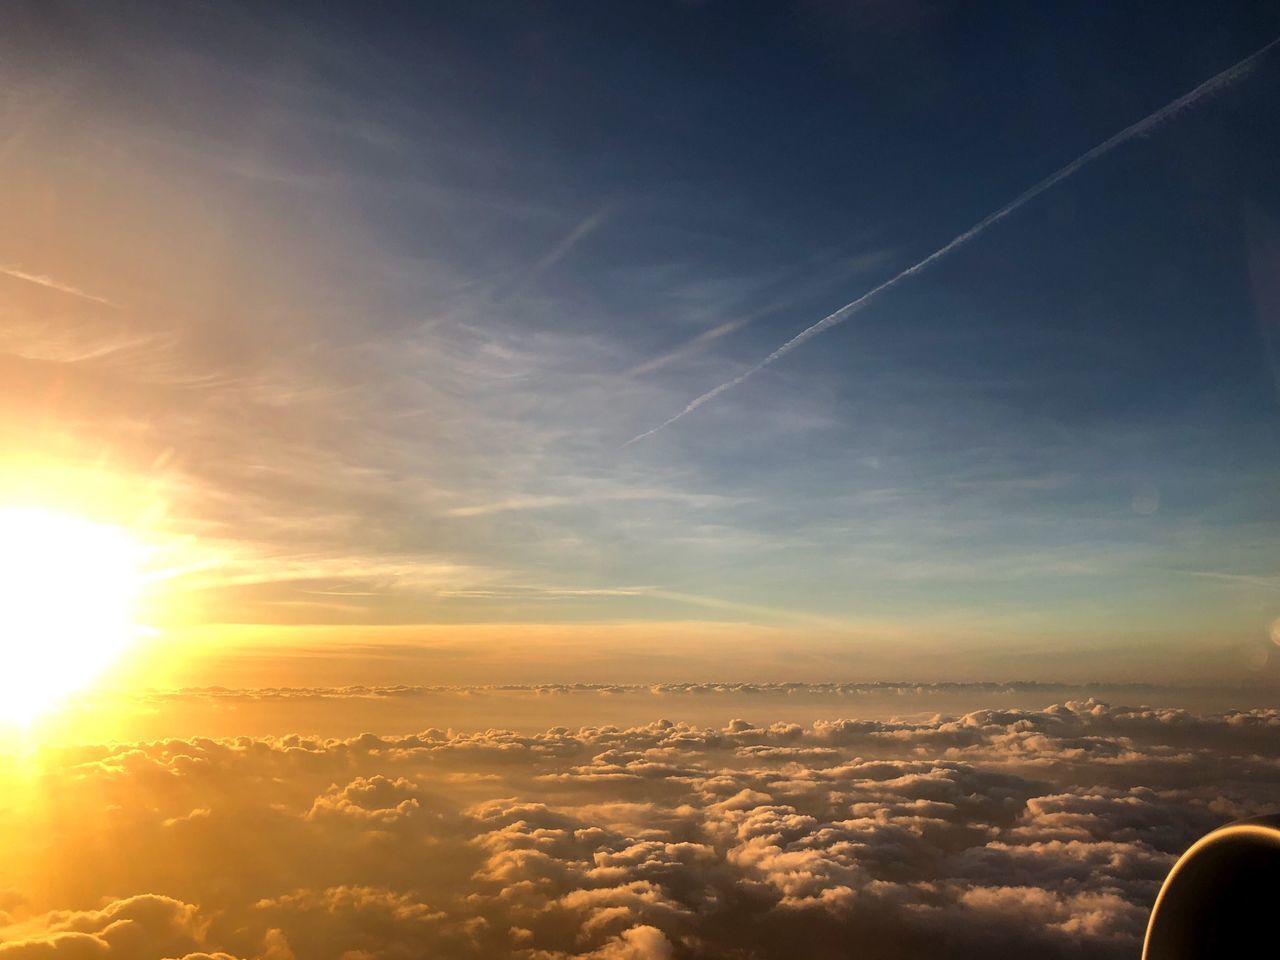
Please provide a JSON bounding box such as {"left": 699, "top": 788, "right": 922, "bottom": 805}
{"left": 1143, "top": 815, "right": 1280, "bottom": 959}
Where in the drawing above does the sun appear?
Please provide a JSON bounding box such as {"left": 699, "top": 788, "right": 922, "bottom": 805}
{"left": 0, "top": 506, "right": 148, "bottom": 725}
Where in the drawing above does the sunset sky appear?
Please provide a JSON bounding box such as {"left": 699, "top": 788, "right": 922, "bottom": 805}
{"left": 3, "top": 2, "right": 1280, "bottom": 689}
{"left": 3, "top": 4, "right": 1280, "bottom": 960}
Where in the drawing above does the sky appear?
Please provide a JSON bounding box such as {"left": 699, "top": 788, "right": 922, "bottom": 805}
{"left": 6, "top": 5, "right": 1280, "bottom": 959}
{"left": 3, "top": 0, "right": 1280, "bottom": 687}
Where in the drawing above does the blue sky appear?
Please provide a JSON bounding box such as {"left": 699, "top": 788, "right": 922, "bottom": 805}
{"left": 2, "top": 0, "right": 1280, "bottom": 680}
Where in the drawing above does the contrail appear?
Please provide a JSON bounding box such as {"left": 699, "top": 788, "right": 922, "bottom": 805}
{"left": 627, "top": 36, "right": 1280, "bottom": 446}
{"left": 0, "top": 265, "right": 116, "bottom": 306}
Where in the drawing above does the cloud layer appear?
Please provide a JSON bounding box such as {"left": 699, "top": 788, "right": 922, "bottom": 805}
{"left": 3, "top": 698, "right": 1278, "bottom": 958}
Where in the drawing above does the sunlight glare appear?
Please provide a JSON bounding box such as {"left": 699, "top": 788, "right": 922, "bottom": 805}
{"left": 0, "top": 507, "right": 147, "bottom": 725}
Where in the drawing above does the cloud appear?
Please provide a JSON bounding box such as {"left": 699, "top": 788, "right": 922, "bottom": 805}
{"left": 3, "top": 699, "right": 1279, "bottom": 958}
{"left": 625, "top": 318, "right": 753, "bottom": 379}
{"left": 0, "top": 895, "right": 217, "bottom": 960}
{"left": 627, "top": 34, "right": 1280, "bottom": 443}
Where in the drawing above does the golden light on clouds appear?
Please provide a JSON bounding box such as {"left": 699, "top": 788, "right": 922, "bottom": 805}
{"left": 0, "top": 506, "right": 149, "bottom": 725}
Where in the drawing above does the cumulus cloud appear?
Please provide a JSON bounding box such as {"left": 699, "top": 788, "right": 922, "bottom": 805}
{"left": 0, "top": 894, "right": 223, "bottom": 960}
{"left": 2, "top": 699, "right": 1278, "bottom": 958}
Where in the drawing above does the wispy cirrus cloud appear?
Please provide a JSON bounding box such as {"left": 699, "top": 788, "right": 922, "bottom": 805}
{"left": 627, "top": 35, "right": 1280, "bottom": 444}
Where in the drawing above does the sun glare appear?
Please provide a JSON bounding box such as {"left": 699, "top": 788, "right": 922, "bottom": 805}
{"left": 0, "top": 507, "right": 147, "bottom": 726}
